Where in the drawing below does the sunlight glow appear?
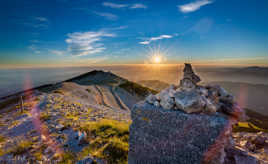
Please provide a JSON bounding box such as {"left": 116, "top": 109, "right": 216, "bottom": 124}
{"left": 153, "top": 55, "right": 162, "bottom": 64}
{"left": 146, "top": 45, "right": 168, "bottom": 64}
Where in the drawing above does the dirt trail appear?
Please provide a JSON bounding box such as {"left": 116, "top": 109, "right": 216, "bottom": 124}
{"left": 93, "top": 85, "right": 108, "bottom": 107}
{"left": 110, "top": 86, "right": 130, "bottom": 110}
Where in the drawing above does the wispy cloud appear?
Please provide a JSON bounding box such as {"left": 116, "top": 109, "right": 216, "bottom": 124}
{"left": 130, "top": 4, "right": 147, "bottom": 9}
{"left": 30, "top": 39, "right": 39, "bottom": 43}
{"left": 102, "top": 2, "right": 128, "bottom": 9}
{"left": 178, "top": 0, "right": 213, "bottom": 13}
{"left": 102, "top": 2, "right": 147, "bottom": 9}
{"left": 102, "top": 25, "right": 128, "bottom": 31}
{"left": 114, "top": 25, "right": 128, "bottom": 30}
{"left": 50, "top": 50, "right": 65, "bottom": 56}
{"left": 190, "top": 18, "right": 213, "bottom": 34}
{"left": 66, "top": 31, "right": 115, "bottom": 56}
{"left": 139, "top": 35, "right": 173, "bottom": 45}
{"left": 15, "top": 16, "right": 50, "bottom": 29}
{"left": 94, "top": 12, "right": 118, "bottom": 20}
{"left": 28, "top": 44, "right": 41, "bottom": 54}
{"left": 82, "top": 56, "right": 109, "bottom": 64}
{"left": 34, "top": 17, "right": 48, "bottom": 22}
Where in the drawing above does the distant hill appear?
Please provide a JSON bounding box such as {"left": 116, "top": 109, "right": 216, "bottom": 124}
{"left": 0, "top": 70, "right": 156, "bottom": 112}
{"left": 40, "top": 70, "right": 157, "bottom": 111}
{"left": 208, "top": 81, "right": 268, "bottom": 116}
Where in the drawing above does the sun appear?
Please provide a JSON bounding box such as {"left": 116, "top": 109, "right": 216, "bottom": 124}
{"left": 153, "top": 55, "right": 162, "bottom": 64}
{"left": 145, "top": 45, "right": 167, "bottom": 64}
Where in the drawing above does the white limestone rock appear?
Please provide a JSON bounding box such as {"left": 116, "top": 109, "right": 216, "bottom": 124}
{"left": 199, "top": 87, "right": 209, "bottom": 97}
{"left": 160, "top": 94, "right": 175, "bottom": 110}
{"left": 217, "top": 86, "right": 234, "bottom": 102}
{"left": 180, "top": 78, "right": 196, "bottom": 91}
{"left": 146, "top": 94, "right": 157, "bottom": 104}
{"left": 204, "top": 97, "right": 218, "bottom": 113}
{"left": 174, "top": 90, "right": 203, "bottom": 113}
{"left": 154, "top": 101, "right": 160, "bottom": 107}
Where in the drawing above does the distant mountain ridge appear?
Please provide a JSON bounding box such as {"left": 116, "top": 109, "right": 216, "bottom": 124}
{"left": 65, "top": 70, "right": 125, "bottom": 85}
{"left": 0, "top": 70, "right": 156, "bottom": 112}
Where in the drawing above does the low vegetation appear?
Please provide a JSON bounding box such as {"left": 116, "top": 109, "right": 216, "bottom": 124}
{"left": 233, "top": 108, "right": 268, "bottom": 133}
{"left": 40, "top": 112, "right": 51, "bottom": 121}
{"left": 7, "top": 140, "right": 33, "bottom": 156}
{"left": 33, "top": 151, "right": 43, "bottom": 161}
{"left": 0, "top": 135, "right": 6, "bottom": 143}
{"left": 233, "top": 122, "right": 268, "bottom": 133}
{"left": 53, "top": 89, "right": 65, "bottom": 95}
{"left": 59, "top": 151, "right": 77, "bottom": 164}
{"left": 138, "top": 80, "right": 169, "bottom": 92}
{"left": 78, "top": 119, "right": 130, "bottom": 164}
{"left": 119, "top": 81, "right": 157, "bottom": 97}
{"left": 8, "top": 120, "right": 20, "bottom": 129}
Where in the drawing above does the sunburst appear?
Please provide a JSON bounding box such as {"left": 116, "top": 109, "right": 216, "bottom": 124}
{"left": 145, "top": 44, "right": 168, "bottom": 64}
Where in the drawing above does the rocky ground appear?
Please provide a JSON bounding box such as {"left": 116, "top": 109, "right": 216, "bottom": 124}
{"left": 0, "top": 90, "right": 131, "bottom": 163}
{"left": 0, "top": 69, "right": 267, "bottom": 163}
{"left": 232, "top": 132, "right": 268, "bottom": 164}
{"left": 0, "top": 91, "right": 267, "bottom": 164}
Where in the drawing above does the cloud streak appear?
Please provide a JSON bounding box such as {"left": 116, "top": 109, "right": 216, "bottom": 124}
{"left": 34, "top": 17, "right": 48, "bottom": 22}
{"left": 94, "top": 12, "right": 118, "bottom": 20}
{"left": 50, "top": 50, "right": 65, "bottom": 56}
{"left": 102, "top": 2, "right": 147, "bottom": 9}
{"left": 66, "top": 31, "right": 115, "bottom": 56}
{"left": 139, "top": 35, "right": 173, "bottom": 45}
{"left": 13, "top": 16, "right": 49, "bottom": 29}
{"left": 130, "top": 4, "right": 147, "bottom": 9}
{"left": 102, "top": 2, "right": 128, "bottom": 8}
{"left": 28, "top": 44, "right": 41, "bottom": 54}
{"left": 178, "top": 0, "right": 212, "bottom": 13}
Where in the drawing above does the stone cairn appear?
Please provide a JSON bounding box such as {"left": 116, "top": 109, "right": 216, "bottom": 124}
{"left": 128, "top": 63, "right": 256, "bottom": 164}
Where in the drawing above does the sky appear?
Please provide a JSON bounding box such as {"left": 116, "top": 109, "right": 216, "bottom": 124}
{"left": 1, "top": 0, "right": 268, "bottom": 68}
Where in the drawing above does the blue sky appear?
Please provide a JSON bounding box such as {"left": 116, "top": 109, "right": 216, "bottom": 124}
{"left": 1, "top": 0, "right": 268, "bottom": 67}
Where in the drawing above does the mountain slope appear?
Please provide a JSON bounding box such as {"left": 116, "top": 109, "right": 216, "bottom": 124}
{"left": 60, "top": 70, "right": 155, "bottom": 111}
{"left": 138, "top": 80, "right": 169, "bottom": 92}
{"left": 0, "top": 70, "right": 157, "bottom": 163}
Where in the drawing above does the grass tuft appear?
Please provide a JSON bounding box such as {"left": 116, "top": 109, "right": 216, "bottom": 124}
{"left": 40, "top": 112, "right": 51, "bottom": 121}
{"left": 119, "top": 81, "right": 157, "bottom": 97}
{"left": 78, "top": 119, "right": 130, "bottom": 164}
{"left": 0, "top": 135, "right": 6, "bottom": 143}
{"left": 7, "top": 140, "right": 33, "bottom": 156}
{"left": 233, "top": 122, "right": 268, "bottom": 133}
{"left": 59, "top": 151, "right": 76, "bottom": 164}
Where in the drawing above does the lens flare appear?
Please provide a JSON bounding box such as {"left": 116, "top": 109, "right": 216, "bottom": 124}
{"left": 23, "top": 74, "right": 64, "bottom": 159}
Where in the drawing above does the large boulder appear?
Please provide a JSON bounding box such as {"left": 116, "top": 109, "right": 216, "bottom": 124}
{"left": 128, "top": 102, "right": 234, "bottom": 164}
{"left": 129, "top": 63, "right": 255, "bottom": 164}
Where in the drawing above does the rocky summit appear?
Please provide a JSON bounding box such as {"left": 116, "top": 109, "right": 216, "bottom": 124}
{"left": 145, "top": 63, "right": 237, "bottom": 115}
{"left": 128, "top": 63, "right": 257, "bottom": 164}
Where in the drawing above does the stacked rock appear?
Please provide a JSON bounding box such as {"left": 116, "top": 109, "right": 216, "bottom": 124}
{"left": 146, "top": 63, "right": 235, "bottom": 115}
{"left": 128, "top": 63, "right": 252, "bottom": 164}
